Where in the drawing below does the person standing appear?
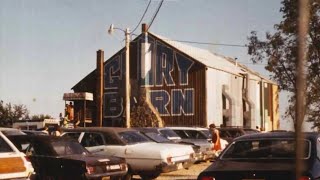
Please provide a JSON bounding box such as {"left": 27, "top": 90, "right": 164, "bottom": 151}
{"left": 209, "top": 123, "right": 222, "bottom": 152}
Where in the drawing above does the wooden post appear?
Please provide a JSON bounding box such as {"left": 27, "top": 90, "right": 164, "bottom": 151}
{"left": 96, "top": 50, "right": 104, "bottom": 127}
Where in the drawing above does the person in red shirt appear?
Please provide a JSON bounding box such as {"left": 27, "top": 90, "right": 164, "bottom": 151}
{"left": 209, "top": 123, "right": 222, "bottom": 151}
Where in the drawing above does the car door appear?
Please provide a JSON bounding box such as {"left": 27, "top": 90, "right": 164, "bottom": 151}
{"left": 80, "top": 132, "right": 108, "bottom": 154}
{"left": 0, "top": 132, "right": 30, "bottom": 179}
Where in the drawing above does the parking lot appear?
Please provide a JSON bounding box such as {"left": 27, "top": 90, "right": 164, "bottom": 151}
{"left": 133, "top": 161, "right": 211, "bottom": 180}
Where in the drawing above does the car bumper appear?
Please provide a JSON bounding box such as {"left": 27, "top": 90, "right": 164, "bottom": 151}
{"left": 86, "top": 170, "right": 127, "bottom": 180}
{"left": 202, "top": 151, "right": 216, "bottom": 161}
{"left": 194, "top": 152, "right": 204, "bottom": 162}
{"left": 158, "top": 159, "right": 194, "bottom": 173}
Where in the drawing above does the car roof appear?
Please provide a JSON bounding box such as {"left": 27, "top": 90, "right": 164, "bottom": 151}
{"left": 0, "top": 128, "right": 26, "bottom": 135}
{"left": 234, "top": 132, "right": 319, "bottom": 141}
{"left": 12, "top": 134, "right": 79, "bottom": 144}
{"left": 62, "top": 127, "right": 137, "bottom": 134}
{"left": 167, "top": 127, "right": 208, "bottom": 130}
{"left": 132, "top": 127, "right": 159, "bottom": 133}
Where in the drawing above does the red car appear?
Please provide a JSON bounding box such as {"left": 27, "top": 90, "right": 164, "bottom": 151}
{"left": 8, "top": 135, "right": 128, "bottom": 180}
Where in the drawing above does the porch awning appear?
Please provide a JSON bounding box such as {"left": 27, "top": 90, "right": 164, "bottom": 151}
{"left": 63, "top": 92, "right": 93, "bottom": 101}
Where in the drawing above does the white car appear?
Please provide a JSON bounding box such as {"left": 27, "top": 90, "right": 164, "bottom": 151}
{"left": 165, "top": 127, "right": 217, "bottom": 161}
{"left": 62, "top": 127, "right": 195, "bottom": 179}
{"left": 0, "top": 129, "right": 34, "bottom": 180}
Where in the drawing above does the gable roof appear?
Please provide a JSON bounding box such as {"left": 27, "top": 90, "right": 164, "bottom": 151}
{"left": 149, "top": 32, "right": 276, "bottom": 84}
{"left": 72, "top": 31, "right": 277, "bottom": 90}
{"left": 149, "top": 32, "right": 244, "bottom": 76}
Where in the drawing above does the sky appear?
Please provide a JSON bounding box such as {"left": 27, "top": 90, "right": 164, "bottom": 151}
{"left": 0, "top": 0, "right": 304, "bottom": 130}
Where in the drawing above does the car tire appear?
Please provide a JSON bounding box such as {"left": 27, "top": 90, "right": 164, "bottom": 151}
{"left": 121, "top": 171, "right": 133, "bottom": 180}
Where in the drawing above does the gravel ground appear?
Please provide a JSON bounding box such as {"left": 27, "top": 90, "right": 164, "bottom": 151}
{"left": 132, "top": 161, "right": 212, "bottom": 180}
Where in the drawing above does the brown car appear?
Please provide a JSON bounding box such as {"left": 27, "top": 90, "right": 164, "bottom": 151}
{"left": 8, "top": 135, "right": 128, "bottom": 180}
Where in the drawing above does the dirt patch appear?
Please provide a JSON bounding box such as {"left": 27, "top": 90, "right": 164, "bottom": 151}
{"left": 132, "top": 161, "right": 212, "bottom": 180}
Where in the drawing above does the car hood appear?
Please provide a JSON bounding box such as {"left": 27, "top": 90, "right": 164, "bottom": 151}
{"left": 62, "top": 154, "right": 124, "bottom": 166}
{"left": 180, "top": 139, "right": 212, "bottom": 151}
{"left": 125, "top": 142, "right": 194, "bottom": 158}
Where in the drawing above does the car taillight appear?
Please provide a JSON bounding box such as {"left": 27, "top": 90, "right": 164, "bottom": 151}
{"left": 200, "top": 176, "right": 215, "bottom": 180}
{"left": 166, "top": 156, "right": 172, "bottom": 164}
{"left": 25, "top": 156, "right": 31, "bottom": 162}
{"left": 86, "top": 166, "right": 95, "bottom": 174}
{"left": 299, "top": 176, "right": 310, "bottom": 180}
{"left": 120, "top": 163, "right": 128, "bottom": 171}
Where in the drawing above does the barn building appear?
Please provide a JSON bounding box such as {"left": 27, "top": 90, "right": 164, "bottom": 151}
{"left": 71, "top": 24, "right": 279, "bottom": 131}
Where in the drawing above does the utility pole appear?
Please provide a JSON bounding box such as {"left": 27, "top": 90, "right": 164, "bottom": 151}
{"left": 125, "top": 28, "right": 131, "bottom": 128}
{"left": 108, "top": 25, "right": 131, "bottom": 128}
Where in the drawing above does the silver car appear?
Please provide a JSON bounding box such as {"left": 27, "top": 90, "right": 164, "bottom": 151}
{"left": 165, "top": 127, "right": 216, "bottom": 161}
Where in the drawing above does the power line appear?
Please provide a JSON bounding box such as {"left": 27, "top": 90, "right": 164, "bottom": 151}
{"left": 168, "top": 39, "right": 247, "bottom": 47}
{"left": 148, "top": 0, "right": 164, "bottom": 30}
{"left": 131, "top": 0, "right": 151, "bottom": 34}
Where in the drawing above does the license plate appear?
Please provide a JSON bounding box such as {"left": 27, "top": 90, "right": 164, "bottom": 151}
{"left": 108, "top": 164, "right": 120, "bottom": 170}
{"left": 242, "top": 179, "right": 264, "bottom": 180}
{"left": 102, "top": 177, "right": 110, "bottom": 180}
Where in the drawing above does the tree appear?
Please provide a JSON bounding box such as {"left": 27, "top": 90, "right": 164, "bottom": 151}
{"left": 247, "top": 0, "right": 320, "bottom": 129}
{"left": 30, "top": 114, "right": 53, "bottom": 120}
{"left": 130, "top": 94, "right": 160, "bottom": 127}
{"left": 0, "top": 100, "right": 29, "bottom": 127}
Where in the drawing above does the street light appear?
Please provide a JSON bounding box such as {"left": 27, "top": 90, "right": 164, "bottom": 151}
{"left": 108, "top": 24, "right": 131, "bottom": 128}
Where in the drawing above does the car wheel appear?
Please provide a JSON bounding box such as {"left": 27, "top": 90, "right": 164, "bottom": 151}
{"left": 121, "top": 171, "right": 133, "bottom": 180}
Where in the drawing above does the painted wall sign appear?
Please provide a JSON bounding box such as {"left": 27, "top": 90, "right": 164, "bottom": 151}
{"left": 104, "top": 37, "right": 196, "bottom": 118}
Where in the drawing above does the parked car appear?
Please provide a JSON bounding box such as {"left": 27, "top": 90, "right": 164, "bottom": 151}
{"left": 166, "top": 127, "right": 216, "bottom": 161}
{"left": 0, "top": 130, "right": 33, "bottom": 180}
{"left": 8, "top": 135, "right": 128, "bottom": 180}
{"left": 62, "top": 127, "right": 195, "bottom": 180}
{"left": 133, "top": 127, "right": 202, "bottom": 161}
{"left": 196, "top": 127, "right": 229, "bottom": 150}
{"left": 217, "top": 126, "right": 260, "bottom": 143}
{"left": 198, "top": 132, "right": 320, "bottom": 180}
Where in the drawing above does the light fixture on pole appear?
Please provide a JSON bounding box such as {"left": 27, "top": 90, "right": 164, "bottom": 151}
{"left": 108, "top": 24, "right": 131, "bottom": 128}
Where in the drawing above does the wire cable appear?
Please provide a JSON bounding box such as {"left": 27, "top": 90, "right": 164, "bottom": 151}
{"left": 131, "top": 0, "right": 152, "bottom": 34}
{"left": 148, "top": 0, "right": 164, "bottom": 30}
{"left": 168, "top": 39, "right": 247, "bottom": 47}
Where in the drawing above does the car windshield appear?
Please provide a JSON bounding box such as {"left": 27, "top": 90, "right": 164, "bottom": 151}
{"left": 201, "top": 129, "right": 212, "bottom": 139}
{"left": 184, "top": 130, "right": 207, "bottom": 139}
{"left": 144, "top": 132, "right": 171, "bottom": 143}
{"left": 159, "top": 129, "right": 181, "bottom": 139}
{"left": 51, "top": 140, "right": 89, "bottom": 156}
{"left": 221, "top": 139, "right": 310, "bottom": 160}
{"left": 118, "top": 131, "right": 151, "bottom": 144}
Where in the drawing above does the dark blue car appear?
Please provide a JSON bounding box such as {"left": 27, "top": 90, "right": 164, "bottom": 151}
{"left": 198, "top": 132, "right": 320, "bottom": 180}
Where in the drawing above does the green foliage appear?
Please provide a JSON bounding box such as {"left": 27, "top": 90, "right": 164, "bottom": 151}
{"left": 0, "top": 100, "right": 29, "bottom": 127}
{"left": 30, "top": 114, "right": 53, "bottom": 120}
{"left": 247, "top": 0, "right": 320, "bottom": 129}
{"left": 130, "top": 91, "right": 160, "bottom": 127}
